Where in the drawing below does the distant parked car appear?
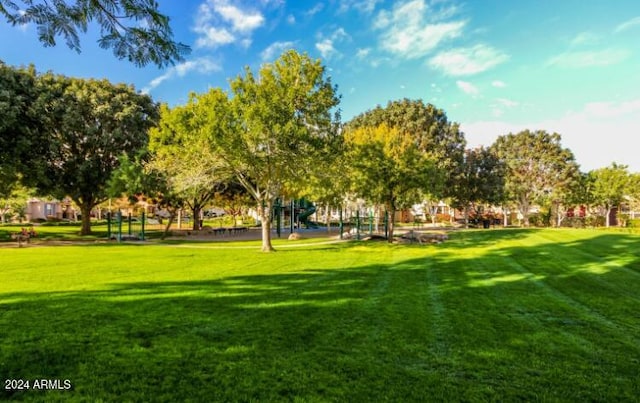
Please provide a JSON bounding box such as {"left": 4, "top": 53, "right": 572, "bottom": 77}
{"left": 204, "top": 208, "right": 226, "bottom": 218}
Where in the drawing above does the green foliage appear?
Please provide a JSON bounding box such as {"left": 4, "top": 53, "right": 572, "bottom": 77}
{"left": 148, "top": 100, "right": 233, "bottom": 230}
{"left": 209, "top": 50, "right": 341, "bottom": 251}
{"left": 491, "top": 130, "right": 579, "bottom": 226}
{"left": 0, "top": 0, "right": 189, "bottom": 67}
{"left": 0, "top": 184, "right": 30, "bottom": 223}
{"left": 588, "top": 163, "right": 633, "bottom": 227}
{"left": 449, "top": 146, "right": 505, "bottom": 226}
{"left": 25, "top": 72, "right": 159, "bottom": 234}
{"left": 0, "top": 63, "right": 46, "bottom": 196}
{"left": 347, "top": 98, "right": 466, "bottom": 199}
{"left": 627, "top": 218, "right": 640, "bottom": 228}
{"left": 345, "top": 123, "right": 435, "bottom": 241}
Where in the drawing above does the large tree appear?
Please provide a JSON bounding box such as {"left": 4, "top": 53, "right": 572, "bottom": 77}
{"left": 28, "top": 72, "right": 158, "bottom": 234}
{"left": 450, "top": 146, "right": 505, "bottom": 228}
{"left": 588, "top": 163, "right": 633, "bottom": 227}
{"left": 0, "top": 62, "right": 47, "bottom": 197}
{"left": 1, "top": 0, "right": 189, "bottom": 67}
{"left": 148, "top": 102, "right": 232, "bottom": 231}
{"left": 206, "top": 50, "right": 340, "bottom": 252}
{"left": 345, "top": 123, "right": 434, "bottom": 242}
{"left": 491, "top": 130, "right": 578, "bottom": 227}
{"left": 348, "top": 99, "right": 466, "bottom": 200}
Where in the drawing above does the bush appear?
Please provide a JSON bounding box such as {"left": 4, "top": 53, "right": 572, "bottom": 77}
{"left": 527, "top": 213, "right": 549, "bottom": 227}
{"left": 562, "top": 217, "right": 585, "bottom": 228}
{"left": 585, "top": 215, "right": 605, "bottom": 228}
{"left": 627, "top": 218, "right": 640, "bottom": 228}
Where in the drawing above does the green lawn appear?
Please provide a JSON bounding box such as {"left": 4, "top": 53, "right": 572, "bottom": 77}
{"left": 1, "top": 229, "right": 639, "bottom": 401}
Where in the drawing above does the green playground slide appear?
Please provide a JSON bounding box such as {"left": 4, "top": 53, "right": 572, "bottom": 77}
{"left": 298, "top": 200, "right": 318, "bottom": 229}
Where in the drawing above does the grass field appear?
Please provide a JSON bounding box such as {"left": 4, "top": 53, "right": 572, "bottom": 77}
{"left": 1, "top": 229, "right": 639, "bottom": 401}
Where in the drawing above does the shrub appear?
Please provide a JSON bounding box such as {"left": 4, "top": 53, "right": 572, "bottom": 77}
{"left": 585, "top": 215, "right": 605, "bottom": 227}
{"left": 627, "top": 218, "right": 640, "bottom": 228}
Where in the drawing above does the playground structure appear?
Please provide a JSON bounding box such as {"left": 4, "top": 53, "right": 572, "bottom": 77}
{"left": 106, "top": 211, "right": 152, "bottom": 241}
{"left": 271, "top": 199, "right": 396, "bottom": 241}
{"left": 272, "top": 198, "right": 317, "bottom": 238}
{"left": 105, "top": 200, "right": 425, "bottom": 242}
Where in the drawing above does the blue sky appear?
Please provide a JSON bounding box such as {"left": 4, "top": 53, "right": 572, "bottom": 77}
{"left": 2, "top": 0, "right": 640, "bottom": 172}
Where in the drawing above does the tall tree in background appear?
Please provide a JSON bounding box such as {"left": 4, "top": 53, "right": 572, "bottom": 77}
{"left": 0, "top": 0, "right": 189, "bottom": 67}
{"left": 28, "top": 73, "right": 158, "bottom": 234}
{"left": 207, "top": 50, "right": 340, "bottom": 252}
{"left": 588, "top": 163, "right": 632, "bottom": 227}
{"left": 491, "top": 130, "right": 578, "bottom": 227}
{"left": 348, "top": 99, "right": 466, "bottom": 201}
{"left": 450, "top": 146, "right": 505, "bottom": 228}
{"left": 345, "top": 123, "right": 434, "bottom": 241}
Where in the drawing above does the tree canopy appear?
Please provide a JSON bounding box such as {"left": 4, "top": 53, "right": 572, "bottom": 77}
{"left": 347, "top": 99, "right": 465, "bottom": 200}
{"left": 449, "top": 146, "right": 505, "bottom": 227}
{"left": 148, "top": 101, "right": 233, "bottom": 230}
{"left": 27, "top": 72, "right": 158, "bottom": 234}
{"left": 345, "top": 123, "right": 434, "bottom": 241}
{"left": 208, "top": 50, "right": 341, "bottom": 251}
{"left": 0, "top": 0, "right": 189, "bottom": 67}
{"left": 588, "top": 163, "right": 634, "bottom": 227}
{"left": 0, "top": 62, "right": 46, "bottom": 197}
{"left": 491, "top": 130, "right": 578, "bottom": 226}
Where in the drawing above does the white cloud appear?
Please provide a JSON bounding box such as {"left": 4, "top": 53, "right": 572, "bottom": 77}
{"left": 428, "top": 44, "right": 509, "bottom": 76}
{"left": 195, "top": 27, "right": 235, "bottom": 48}
{"left": 456, "top": 80, "right": 479, "bottom": 95}
{"left": 142, "top": 57, "right": 221, "bottom": 93}
{"left": 570, "top": 31, "right": 599, "bottom": 47}
{"left": 339, "top": 0, "right": 382, "bottom": 14}
{"left": 192, "top": 0, "right": 265, "bottom": 49}
{"left": 496, "top": 98, "right": 519, "bottom": 108}
{"left": 286, "top": 14, "right": 295, "bottom": 24}
{"left": 215, "top": 3, "right": 264, "bottom": 32}
{"left": 582, "top": 99, "right": 640, "bottom": 119}
{"left": 261, "top": 41, "right": 296, "bottom": 61}
{"left": 490, "top": 98, "right": 519, "bottom": 117}
{"left": 461, "top": 99, "right": 640, "bottom": 172}
{"left": 315, "top": 27, "right": 350, "bottom": 60}
{"left": 356, "top": 48, "right": 371, "bottom": 59}
{"left": 546, "top": 49, "right": 630, "bottom": 68}
{"left": 492, "top": 80, "right": 506, "bottom": 88}
{"left": 316, "top": 39, "right": 337, "bottom": 59}
{"left": 306, "top": 3, "right": 324, "bottom": 16}
{"left": 614, "top": 16, "right": 640, "bottom": 33}
{"left": 375, "top": 0, "right": 465, "bottom": 59}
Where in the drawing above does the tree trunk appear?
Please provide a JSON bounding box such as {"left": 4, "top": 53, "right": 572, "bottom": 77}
{"left": 387, "top": 203, "right": 396, "bottom": 243}
{"left": 80, "top": 203, "right": 93, "bottom": 235}
{"left": 503, "top": 206, "right": 508, "bottom": 226}
{"left": 519, "top": 199, "right": 530, "bottom": 227}
{"left": 555, "top": 202, "right": 563, "bottom": 228}
{"left": 161, "top": 211, "right": 176, "bottom": 240}
{"left": 192, "top": 205, "right": 201, "bottom": 231}
{"left": 325, "top": 205, "right": 331, "bottom": 232}
{"left": 464, "top": 205, "right": 470, "bottom": 228}
{"left": 260, "top": 199, "right": 275, "bottom": 252}
{"left": 605, "top": 206, "right": 611, "bottom": 227}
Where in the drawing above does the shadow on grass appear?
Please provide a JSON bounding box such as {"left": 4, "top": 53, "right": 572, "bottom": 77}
{"left": 1, "top": 230, "right": 639, "bottom": 401}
